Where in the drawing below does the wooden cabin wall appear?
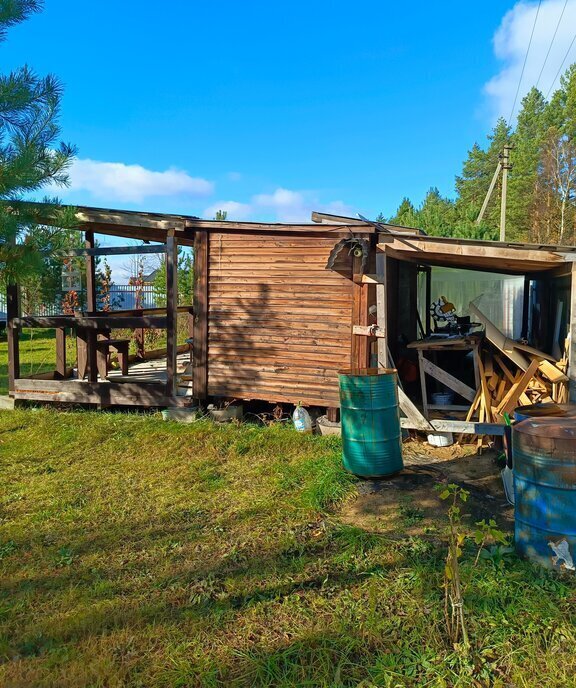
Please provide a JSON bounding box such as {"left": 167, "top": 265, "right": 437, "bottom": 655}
{"left": 205, "top": 232, "right": 355, "bottom": 406}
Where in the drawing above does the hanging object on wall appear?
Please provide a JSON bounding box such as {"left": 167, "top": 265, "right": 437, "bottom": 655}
{"left": 325, "top": 236, "right": 370, "bottom": 273}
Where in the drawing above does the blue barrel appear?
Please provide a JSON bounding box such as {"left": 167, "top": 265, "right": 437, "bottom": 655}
{"left": 339, "top": 368, "right": 403, "bottom": 478}
{"left": 513, "top": 417, "right": 576, "bottom": 571}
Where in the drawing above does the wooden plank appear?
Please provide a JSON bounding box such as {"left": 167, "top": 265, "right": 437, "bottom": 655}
{"left": 398, "top": 387, "right": 434, "bottom": 431}
{"left": 352, "top": 325, "right": 385, "bottom": 338}
{"left": 351, "top": 253, "right": 369, "bottom": 369}
{"left": 6, "top": 284, "right": 20, "bottom": 394}
{"left": 64, "top": 244, "right": 166, "bottom": 257}
{"left": 469, "top": 303, "right": 530, "bottom": 370}
{"left": 376, "top": 251, "right": 388, "bottom": 367}
{"left": 400, "top": 417, "right": 505, "bottom": 436}
{"left": 55, "top": 327, "right": 67, "bottom": 379}
{"left": 497, "top": 358, "right": 540, "bottom": 415}
{"left": 13, "top": 379, "right": 189, "bottom": 407}
{"left": 417, "top": 351, "right": 429, "bottom": 418}
{"left": 165, "top": 231, "right": 179, "bottom": 397}
{"left": 475, "top": 351, "right": 492, "bottom": 423}
{"left": 538, "top": 359, "right": 569, "bottom": 383}
{"left": 421, "top": 356, "right": 476, "bottom": 402}
{"left": 15, "top": 315, "right": 168, "bottom": 329}
{"left": 193, "top": 230, "right": 209, "bottom": 399}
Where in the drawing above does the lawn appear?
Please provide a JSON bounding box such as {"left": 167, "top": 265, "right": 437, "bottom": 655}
{"left": 1, "top": 410, "right": 576, "bottom": 687}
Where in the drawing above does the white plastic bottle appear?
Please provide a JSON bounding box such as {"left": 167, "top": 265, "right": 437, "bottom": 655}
{"left": 293, "top": 404, "right": 313, "bottom": 433}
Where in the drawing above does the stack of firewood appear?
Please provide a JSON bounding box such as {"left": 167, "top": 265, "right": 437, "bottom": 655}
{"left": 467, "top": 344, "right": 568, "bottom": 427}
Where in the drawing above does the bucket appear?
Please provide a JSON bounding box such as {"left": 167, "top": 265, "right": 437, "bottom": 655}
{"left": 338, "top": 368, "right": 403, "bottom": 478}
{"left": 432, "top": 392, "right": 454, "bottom": 406}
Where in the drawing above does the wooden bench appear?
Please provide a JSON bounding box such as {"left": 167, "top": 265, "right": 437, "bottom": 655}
{"left": 95, "top": 338, "right": 130, "bottom": 378}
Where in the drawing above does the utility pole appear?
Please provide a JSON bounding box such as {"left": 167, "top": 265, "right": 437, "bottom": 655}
{"left": 476, "top": 145, "right": 513, "bottom": 241}
{"left": 499, "top": 145, "right": 512, "bottom": 242}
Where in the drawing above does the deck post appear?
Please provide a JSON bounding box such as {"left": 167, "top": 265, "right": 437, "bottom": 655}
{"left": 55, "top": 328, "right": 67, "bottom": 378}
{"left": 7, "top": 283, "right": 20, "bottom": 394}
{"left": 165, "top": 230, "right": 179, "bottom": 397}
{"left": 84, "top": 230, "right": 98, "bottom": 382}
{"left": 192, "top": 230, "right": 209, "bottom": 400}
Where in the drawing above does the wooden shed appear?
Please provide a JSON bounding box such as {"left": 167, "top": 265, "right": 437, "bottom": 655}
{"left": 6, "top": 204, "right": 576, "bottom": 437}
{"left": 6, "top": 206, "right": 384, "bottom": 413}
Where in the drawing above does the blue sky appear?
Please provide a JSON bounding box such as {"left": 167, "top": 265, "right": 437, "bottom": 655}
{"left": 6, "top": 1, "right": 576, "bottom": 235}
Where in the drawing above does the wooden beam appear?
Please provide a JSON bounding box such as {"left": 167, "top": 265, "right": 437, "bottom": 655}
{"left": 14, "top": 315, "right": 168, "bottom": 329}
{"left": 400, "top": 417, "right": 505, "bottom": 436}
{"left": 63, "top": 244, "right": 166, "bottom": 257}
{"left": 192, "top": 230, "right": 209, "bottom": 399}
{"left": 376, "top": 252, "right": 388, "bottom": 367}
{"left": 420, "top": 356, "right": 476, "bottom": 403}
{"left": 351, "top": 257, "right": 369, "bottom": 369}
{"left": 12, "top": 379, "right": 189, "bottom": 407}
{"left": 84, "top": 231, "right": 98, "bottom": 382}
{"left": 165, "top": 231, "right": 179, "bottom": 397}
{"left": 398, "top": 387, "right": 434, "bottom": 431}
{"left": 55, "top": 328, "right": 67, "bottom": 379}
{"left": 6, "top": 284, "right": 20, "bottom": 394}
{"left": 353, "top": 325, "right": 385, "bottom": 338}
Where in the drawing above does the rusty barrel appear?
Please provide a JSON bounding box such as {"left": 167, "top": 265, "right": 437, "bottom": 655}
{"left": 338, "top": 368, "right": 403, "bottom": 478}
{"left": 513, "top": 417, "right": 576, "bottom": 571}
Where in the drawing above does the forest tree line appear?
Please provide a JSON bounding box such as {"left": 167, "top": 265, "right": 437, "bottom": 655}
{"left": 382, "top": 65, "right": 576, "bottom": 245}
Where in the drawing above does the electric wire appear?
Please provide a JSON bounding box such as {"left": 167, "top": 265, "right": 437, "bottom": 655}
{"left": 535, "top": 0, "right": 568, "bottom": 90}
{"left": 545, "top": 26, "right": 576, "bottom": 99}
{"left": 509, "top": 0, "right": 542, "bottom": 123}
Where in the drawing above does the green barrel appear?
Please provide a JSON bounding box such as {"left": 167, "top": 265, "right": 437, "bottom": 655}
{"left": 339, "top": 368, "right": 403, "bottom": 478}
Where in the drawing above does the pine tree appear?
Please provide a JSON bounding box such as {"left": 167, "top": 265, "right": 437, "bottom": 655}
{"left": 0, "top": 0, "right": 76, "bottom": 286}
{"left": 508, "top": 88, "right": 547, "bottom": 241}
{"left": 389, "top": 198, "right": 420, "bottom": 228}
{"left": 418, "top": 187, "right": 456, "bottom": 237}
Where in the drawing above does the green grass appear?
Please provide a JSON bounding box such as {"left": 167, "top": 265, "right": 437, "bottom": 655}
{"left": 1, "top": 410, "right": 576, "bottom": 686}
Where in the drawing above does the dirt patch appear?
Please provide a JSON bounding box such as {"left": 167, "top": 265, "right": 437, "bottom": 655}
{"left": 339, "top": 440, "right": 514, "bottom": 538}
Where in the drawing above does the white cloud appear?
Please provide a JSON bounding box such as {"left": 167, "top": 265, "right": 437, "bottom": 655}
{"left": 484, "top": 0, "right": 576, "bottom": 121}
{"left": 66, "top": 158, "right": 214, "bottom": 203}
{"left": 204, "top": 187, "right": 354, "bottom": 222}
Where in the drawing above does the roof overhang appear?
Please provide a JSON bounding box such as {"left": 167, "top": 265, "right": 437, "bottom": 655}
{"left": 378, "top": 234, "right": 576, "bottom": 275}
{"left": 27, "top": 203, "right": 375, "bottom": 242}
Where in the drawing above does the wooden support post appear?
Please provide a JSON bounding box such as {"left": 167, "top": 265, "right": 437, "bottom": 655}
{"left": 351, "top": 249, "right": 370, "bottom": 369}
{"left": 326, "top": 407, "right": 339, "bottom": 423}
{"left": 376, "top": 251, "right": 388, "bottom": 368}
{"left": 192, "top": 230, "right": 209, "bottom": 400}
{"left": 7, "top": 284, "right": 20, "bottom": 393}
{"left": 55, "top": 327, "right": 67, "bottom": 379}
{"left": 84, "top": 231, "right": 98, "bottom": 382}
{"left": 425, "top": 267, "right": 432, "bottom": 336}
{"left": 569, "top": 263, "right": 576, "bottom": 402}
{"left": 521, "top": 276, "right": 530, "bottom": 341}
{"left": 418, "top": 350, "right": 429, "bottom": 418}
{"left": 165, "top": 230, "right": 179, "bottom": 397}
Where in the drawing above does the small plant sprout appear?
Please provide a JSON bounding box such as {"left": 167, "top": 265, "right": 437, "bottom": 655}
{"left": 437, "top": 483, "right": 509, "bottom": 653}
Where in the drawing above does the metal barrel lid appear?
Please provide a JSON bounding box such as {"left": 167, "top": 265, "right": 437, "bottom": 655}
{"left": 514, "top": 416, "right": 576, "bottom": 440}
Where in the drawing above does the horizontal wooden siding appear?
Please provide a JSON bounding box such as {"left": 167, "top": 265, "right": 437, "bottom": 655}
{"left": 207, "top": 233, "right": 353, "bottom": 406}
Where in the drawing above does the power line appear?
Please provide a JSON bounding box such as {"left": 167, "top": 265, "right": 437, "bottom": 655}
{"left": 535, "top": 0, "right": 568, "bottom": 90}
{"left": 509, "top": 0, "right": 542, "bottom": 123}
{"left": 545, "top": 27, "right": 576, "bottom": 99}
